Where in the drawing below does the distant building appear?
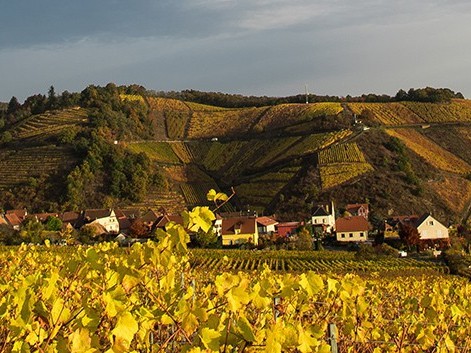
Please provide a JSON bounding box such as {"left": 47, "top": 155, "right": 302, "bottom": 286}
{"left": 311, "top": 202, "right": 336, "bottom": 233}
{"left": 221, "top": 217, "right": 258, "bottom": 246}
{"left": 82, "top": 209, "right": 119, "bottom": 233}
{"left": 276, "top": 222, "right": 301, "bottom": 238}
{"left": 256, "top": 216, "right": 278, "bottom": 235}
{"left": 346, "top": 203, "right": 369, "bottom": 220}
{"left": 335, "top": 216, "right": 369, "bottom": 242}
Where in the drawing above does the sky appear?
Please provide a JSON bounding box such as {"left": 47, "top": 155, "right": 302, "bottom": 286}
{"left": 1, "top": 0, "right": 471, "bottom": 102}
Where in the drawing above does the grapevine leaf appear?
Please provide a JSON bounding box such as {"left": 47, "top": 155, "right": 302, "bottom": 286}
{"left": 111, "top": 311, "right": 138, "bottom": 352}
{"left": 237, "top": 316, "right": 256, "bottom": 343}
{"left": 69, "top": 328, "right": 92, "bottom": 353}
{"left": 200, "top": 327, "right": 221, "bottom": 351}
{"left": 206, "top": 189, "right": 217, "bottom": 201}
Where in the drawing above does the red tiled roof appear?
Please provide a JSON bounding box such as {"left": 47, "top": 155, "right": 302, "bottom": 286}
{"left": 84, "top": 209, "right": 113, "bottom": 220}
{"left": 60, "top": 211, "right": 80, "bottom": 225}
{"left": 346, "top": 204, "right": 368, "bottom": 213}
{"left": 6, "top": 209, "right": 27, "bottom": 220}
{"left": 154, "top": 214, "right": 185, "bottom": 228}
{"left": 33, "top": 213, "right": 59, "bottom": 222}
{"left": 335, "top": 216, "right": 369, "bottom": 232}
{"left": 221, "top": 217, "right": 256, "bottom": 235}
{"left": 256, "top": 216, "right": 278, "bottom": 227}
{"left": 5, "top": 213, "right": 21, "bottom": 227}
{"left": 277, "top": 222, "right": 300, "bottom": 227}
{"left": 141, "top": 210, "right": 160, "bottom": 224}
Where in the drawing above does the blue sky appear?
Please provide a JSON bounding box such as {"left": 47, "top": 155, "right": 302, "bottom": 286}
{"left": 1, "top": 0, "right": 471, "bottom": 101}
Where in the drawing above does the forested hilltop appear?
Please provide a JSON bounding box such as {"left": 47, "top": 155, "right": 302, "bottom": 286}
{"left": 0, "top": 84, "right": 470, "bottom": 226}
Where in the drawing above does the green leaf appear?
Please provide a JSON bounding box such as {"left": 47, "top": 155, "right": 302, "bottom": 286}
{"left": 237, "top": 316, "right": 256, "bottom": 343}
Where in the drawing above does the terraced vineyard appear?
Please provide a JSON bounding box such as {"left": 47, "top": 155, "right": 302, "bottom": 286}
{"left": 348, "top": 102, "right": 423, "bottom": 125}
{"left": 252, "top": 103, "right": 343, "bottom": 132}
{"left": 190, "top": 249, "right": 449, "bottom": 274}
{"left": 0, "top": 146, "right": 78, "bottom": 189}
{"left": 187, "top": 107, "right": 264, "bottom": 138}
{"left": 317, "top": 142, "right": 373, "bottom": 189}
{"left": 429, "top": 175, "right": 471, "bottom": 214}
{"left": 318, "top": 143, "right": 366, "bottom": 165}
{"left": 320, "top": 163, "right": 374, "bottom": 189}
{"left": 119, "top": 94, "right": 146, "bottom": 104}
{"left": 147, "top": 97, "right": 190, "bottom": 139}
{"left": 126, "top": 189, "right": 186, "bottom": 214}
{"left": 169, "top": 142, "right": 194, "bottom": 163}
{"left": 127, "top": 142, "right": 180, "bottom": 164}
{"left": 402, "top": 100, "right": 471, "bottom": 122}
{"left": 348, "top": 100, "right": 471, "bottom": 125}
{"left": 12, "top": 108, "right": 88, "bottom": 141}
{"left": 386, "top": 128, "right": 471, "bottom": 174}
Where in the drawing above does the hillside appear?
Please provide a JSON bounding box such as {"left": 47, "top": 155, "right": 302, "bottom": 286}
{"left": 0, "top": 85, "right": 470, "bottom": 225}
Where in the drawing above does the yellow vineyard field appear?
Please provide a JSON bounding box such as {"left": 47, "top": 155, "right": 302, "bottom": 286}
{"left": 320, "top": 163, "right": 374, "bottom": 189}
{"left": 386, "top": 128, "right": 471, "bottom": 174}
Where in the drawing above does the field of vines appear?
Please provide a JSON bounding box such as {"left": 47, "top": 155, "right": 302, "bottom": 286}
{"left": 147, "top": 97, "right": 190, "bottom": 139}
{"left": 252, "top": 103, "right": 343, "bottom": 132}
{"left": 186, "top": 107, "right": 263, "bottom": 139}
{"left": 347, "top": 102, "right": 423, "bottom": 125}
{"left": 127, "top": 142, "right": 180, "bottom": 164}
{"left": 180, "top": 183, "right": 220, "bottom": 206}
{"left": 170, "top": 142, "right": 195, "bottom": 163}
{"left": 385, "top": 128, "right": 471, "bottom": 174}
{"left": 119, "top": 94, "right": 146, "bottom": 104}
{"left": 235, "top": 180, "right": 286, "bottom": 210}
{"left": 12, "top": 108, "right": 88, "bottom": 141}
{"left": 190, "top": 249, "right": 449, "bottom": 274}
{"left": 429, "top": 175, "right": 471, "bottom": 214}
{"left": 318, "top": 143, "right": 366, "bottom": 165}
{"left": 402, "top": 100, "right": 471, "bottom": 123}
{"left": 2, "top": 224, "right": 471, "bottom": 352}
{"left": 0, "top": 146, "right": 78, "bottom": 189}
{"left": 320, "top": 163, "right": 374, "bottom": 189}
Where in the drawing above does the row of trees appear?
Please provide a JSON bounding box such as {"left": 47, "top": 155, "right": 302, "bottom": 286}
{"left": 149, "top": 87, "right": 464, "bottom": 108}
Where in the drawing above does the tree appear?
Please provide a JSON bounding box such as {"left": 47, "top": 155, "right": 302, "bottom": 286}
{"left": 7, "top": 96, "right": 21, "bottom": 114}
{"left": 129, "top": 219, "right": 149, "bottom": 238}
{"left": 399, "top": 223, "right": 420, "bottom": 251}
{"left": 47, "top": 85, "right": 58, "bottom": 110}
{"left": 295, "top": 226, "right": 313, "bottom": 250}
{"left": 45, "top": 216, "right": 63, "bottom": 231}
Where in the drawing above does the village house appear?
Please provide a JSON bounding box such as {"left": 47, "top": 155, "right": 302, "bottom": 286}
{"left": 60, "top": 211, "right": 81, "bottom": 228}
{"left": 311, "top": 202, "right": 336, "bottom": 233}
{"left": 256, "top": 216, "right": 278, "bottom": 235}
{"left": 4, "top": 213, "right": 22, "bottom": 231}
{"left": 213, "top": 214, "right": 223, "bottom": 237}
{"left": 81, "top": 209, "right": 119, "bottom": 233}
{"left": 412, "top": 213, "right": 449, "bottom": 241}
{"left": 153, "top": 214, "right": 185, "bottom": 230}
{"left": 335, "top": 216, "right": 370, "bottom": 242}
{"left": 221, "top": 216, "right": 258, "bottom": 246}
{"left": 346, "top": 203, "right": 369, "bottom": 220}
{"left": 276, "top": 221, "right": 301, "bottom": 238}
{"left": 385, "top": 213, "right": 449, "bottom": 242}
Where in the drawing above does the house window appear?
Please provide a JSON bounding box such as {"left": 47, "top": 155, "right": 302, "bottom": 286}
{"left": 323, "top": 218, "right": 326, "bottom": 223}
{"left": 360, "top": 233, "right": 364, "bottom": 237}
{"left": 349, "top": 233, "right": 353, "bottom": 238}
{"left": 429, "top": 221, "right": 434, "bottom": 226}
{"left": 341, "top": 234, "right": 345, "bottom": 238}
